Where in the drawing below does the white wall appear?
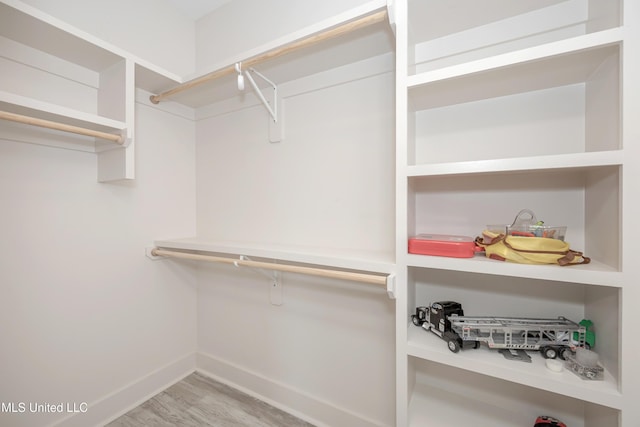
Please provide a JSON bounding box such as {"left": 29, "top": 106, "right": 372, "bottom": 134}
{"left": 193, "top": 3, "right": 396, "bottom": 420}
{"left": 1, "top": 3, "right": 198, "bottom": 425}
{"left": 195, "top": 71, "right": 395, "bottom": 251}
{"left": 20, "top": 0, "right": 196, "bottom": 76}
{"left": 0, "top": 97, "right": 197, "bottom": 426}
{"left": 197, "top": 264, "right": 396, "bottom": 427}
{"left": 195, "top": 73, "right": 396, "bottom": 426}
{"left": 195, "top": 0, "right": 372, "bottom": 70}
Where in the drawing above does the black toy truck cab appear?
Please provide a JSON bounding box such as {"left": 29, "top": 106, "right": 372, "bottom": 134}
{"left": 412, "top": 301, "right": 464, "bottom": 337}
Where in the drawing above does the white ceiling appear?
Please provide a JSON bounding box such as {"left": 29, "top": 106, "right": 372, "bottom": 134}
{"left": 164, "top": 0, "right": 235, "bottom": 20}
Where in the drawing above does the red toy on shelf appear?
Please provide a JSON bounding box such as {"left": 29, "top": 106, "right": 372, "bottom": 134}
{"left": 408, "top": 234, "right": 479, "bottom": 258}
{"left": 534, "top": 415, "right": 566, "bottom": 427}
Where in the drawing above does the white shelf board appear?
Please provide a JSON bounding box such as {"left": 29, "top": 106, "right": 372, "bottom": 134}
{"left": 0, "top": 91, "right": 126, "bottom": 134}
{"left": 161, "top": 0, "right": 394, "bottom": 108}
{"left": 406, "top": 326, "right": 622, "bottom": 410}
{"left": 407, "top": 28, "right": 622, "bottom": 110}
{"left": 0, "top": 0, "right": 189, "bottom": 96}
{"left": 154, "top": 237, "right": 396, "bottom": 275}
{"left": 407, "top": 0, "right": 570, "bottom": 48}
{"left": 407, "top": 151, "right": 624, "bottom": 177}
{"left": 134, "top": 62, "right": 182, "bottom": 95}
{"left": 405, "top": 253, "right": 622, "bottom": 288}
{"left": 0, "top": 0, "right": 124, "bottom": 71}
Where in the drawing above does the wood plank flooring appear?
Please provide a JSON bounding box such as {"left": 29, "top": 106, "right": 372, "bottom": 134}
{"left": 106, "top": 372, "right": 315, "bottom": 427}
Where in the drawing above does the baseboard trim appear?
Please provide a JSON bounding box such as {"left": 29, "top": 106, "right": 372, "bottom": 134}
{"left": 196, "top": 351, "right": 388, "bottom": 427}
{"left": 52, "top": 352, "right": 197, "bottom": 427}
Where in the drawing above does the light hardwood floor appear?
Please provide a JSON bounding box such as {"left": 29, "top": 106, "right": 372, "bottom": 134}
{"left": 106, "top": 372, "right": 315, "bottom": 427}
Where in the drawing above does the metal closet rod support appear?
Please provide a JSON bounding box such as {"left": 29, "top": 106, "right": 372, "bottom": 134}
{"left": 150, "top": 248, "right": 390, "bottom": 287}
{"left": 149, "top": 9, "right": 388, "bottom": 104}
{"left": 0, "top": 110, "right": 125, "bottom": 144}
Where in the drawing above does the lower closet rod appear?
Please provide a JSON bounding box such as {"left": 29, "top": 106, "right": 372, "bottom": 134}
{"left": 0, "top": 110, "right": 124, "bottom": 144}
{"left": 151, "top": 248, "right": 388, "bottom": 286}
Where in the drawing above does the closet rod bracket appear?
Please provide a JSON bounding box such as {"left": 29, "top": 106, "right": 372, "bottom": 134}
{"left": 238, "top": 64, "right": 283, "bottom": 142}
{"left": 235, "top": 255, "right": 283, "bottom": 305}
{"left": 146, "top": 246, "right": 164, "bottom": 260}
{"left": 386, "top": 274, "right": 396, "bottom": 299}
{"left": 235, "top": 255, "right": 276, "bottom": 279}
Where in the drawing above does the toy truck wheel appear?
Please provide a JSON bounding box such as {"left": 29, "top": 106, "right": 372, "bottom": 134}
{"left": 444, "top": 332, "right": 461, "bottom": 353}
{"left": 411, "top": 315, "right": 422, "bottom": 326}
{"left": 558, "top": 347, "right": 570, "bottom": 360}
{"left": 541, "top": 346, "right": 558, "bottom": 359}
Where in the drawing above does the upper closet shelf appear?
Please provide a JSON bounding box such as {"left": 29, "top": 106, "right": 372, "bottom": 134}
{"left": 0, "top": 0, "right": 182, "bottom": 94}
{"left": 149, "top": 0, "right": 395, "bottom": 108}
{"left": 408, "top": 0, "right": 621, "bottom": 74}
{"left": 0, "top": 0, "right": 183, "bottom": 181}
{"left": 0, "top": 0, "right": 123, "bottom": 71}
{"left": 406, "top": 151, "right": 624, "bottom": 177}
{"left": 408, "top": 28, "right": 622, "bottom": 109}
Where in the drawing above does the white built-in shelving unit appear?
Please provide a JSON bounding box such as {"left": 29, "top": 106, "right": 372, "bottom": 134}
{"left": 0, "top": 0, "right": 181, "bottom": 182}
{"left": 395, "top": 0, "right": 636, "bottom": 426}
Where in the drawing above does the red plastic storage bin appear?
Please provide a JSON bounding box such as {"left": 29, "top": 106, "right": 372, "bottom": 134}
{"left": 408, "top": 234, "right": 478, "bottom": 258}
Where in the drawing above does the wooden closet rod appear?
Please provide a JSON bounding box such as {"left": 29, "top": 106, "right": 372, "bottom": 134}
{"left": 151, "top": 248, "right": 389, "bottom": 286}
{"left": 0, "top": 110, "right": 124, "bottom": 144}
{"left": 150, "top": 9, "right": 388, "bottom": 104}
